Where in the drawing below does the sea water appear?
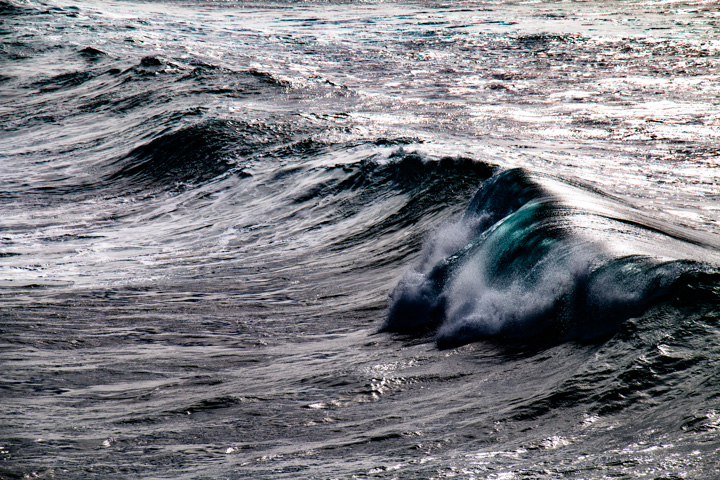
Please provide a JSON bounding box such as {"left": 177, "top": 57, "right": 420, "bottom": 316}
{"left": 1, "top": 1, "right": 719, "bottom": 478}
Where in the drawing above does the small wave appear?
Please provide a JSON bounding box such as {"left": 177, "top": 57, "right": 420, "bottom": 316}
{"left": 0, "top": 1, "right": 32, "bottom": 16}
{"left": 513, "top": 33, "right": 584, "bottom": 48}
{"left": 383, "top": 168, "right": 719, "bottom": 348}
{"left": 21, "top": 55, "right": 293, "bottom": 119}
{"left": 105, "top": 119, "right": 303, "bottom": 189}
{"left": 78, "top": 46, "right": 107, "bottom": 59}
{"left": 32, "top": 70, "right": 97, "bottom": 92}
{"left": 291, "top": 150, "right": 494, "bottom": 204}
{"left": 271, "top": 148, "right": 496, "bottom": 258}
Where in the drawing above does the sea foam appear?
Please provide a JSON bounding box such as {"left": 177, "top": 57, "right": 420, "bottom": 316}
{"left": 384, "top": 168, "right": 711, "bottom": 347}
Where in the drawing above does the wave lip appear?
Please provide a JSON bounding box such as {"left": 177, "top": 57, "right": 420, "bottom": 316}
{"left": 383, "top": 168, "right": 717, "bottom": 348}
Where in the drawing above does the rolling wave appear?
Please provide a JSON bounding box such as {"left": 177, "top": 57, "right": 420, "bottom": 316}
{"left": 384, "top": 168, "right": 719, "bottom": 348}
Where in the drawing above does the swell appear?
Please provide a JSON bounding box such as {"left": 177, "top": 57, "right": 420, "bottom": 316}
{"left": 383, "top": 168, "right": 720, "bottom": 348}
{"left": 3, "top": 54, "right": 298, "bottom": 136}
{"left": 289, "top": 151, "right": 496, "bottom": 250}
{"left": 0, "top": 1, "right": 33, "bottom": 17}
{"left": 0, "top": 51, "right": 305, "bottom": 200}
{"left": 104, "top": 119, "right": 283, "bottom": 190}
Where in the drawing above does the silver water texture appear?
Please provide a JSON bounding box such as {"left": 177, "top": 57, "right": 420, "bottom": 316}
{"left": 2, "top": 1, "right": 719, "bottom": 478}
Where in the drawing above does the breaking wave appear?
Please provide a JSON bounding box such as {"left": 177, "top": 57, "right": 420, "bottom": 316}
{"left": 384, "top": 168, "right": 719, "bottom": 348}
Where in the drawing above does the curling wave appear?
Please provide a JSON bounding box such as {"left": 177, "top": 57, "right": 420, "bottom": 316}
{"left": 383, "top": 168, "right": 718, "bottom": 348}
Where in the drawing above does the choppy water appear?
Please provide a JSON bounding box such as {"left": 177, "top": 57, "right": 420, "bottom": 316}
{"left": 2, "top": 1, "right": 720, "bottom": 478}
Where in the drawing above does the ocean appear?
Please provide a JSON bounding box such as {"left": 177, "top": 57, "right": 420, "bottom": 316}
{"left": 1, "top": 0, "right": 719, "bottom": 478}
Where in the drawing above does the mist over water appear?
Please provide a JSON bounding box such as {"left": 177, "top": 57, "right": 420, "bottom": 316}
{"left": 2, "top": 1, "right": 720, "bottom": 479}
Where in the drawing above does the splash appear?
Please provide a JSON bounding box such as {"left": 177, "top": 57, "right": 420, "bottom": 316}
{"left": 384, "top": 168, "right": 715, "bottom": 348}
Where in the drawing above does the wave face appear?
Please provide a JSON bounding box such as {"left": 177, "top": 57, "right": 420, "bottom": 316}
{"left": 385, "top": 169, "right": 718, "bottom": 347}
{"left": 3, "top": 1, "right": 720, "bottom": 480}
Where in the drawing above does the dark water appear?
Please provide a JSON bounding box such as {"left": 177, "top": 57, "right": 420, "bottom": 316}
{"left": 2, "top": 1, "right": 720, "bottom": 478}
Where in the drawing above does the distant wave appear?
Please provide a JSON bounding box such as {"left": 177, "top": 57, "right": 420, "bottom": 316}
{"left": 384, "top": 168, "right": 719, "bottom": 348}
{"left": 106, "top": 119, "right": 263, "bottom": 189}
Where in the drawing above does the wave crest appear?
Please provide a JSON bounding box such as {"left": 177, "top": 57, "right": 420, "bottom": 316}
{"left": 384, "top": 168, "right": 718, "bottom": 348}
